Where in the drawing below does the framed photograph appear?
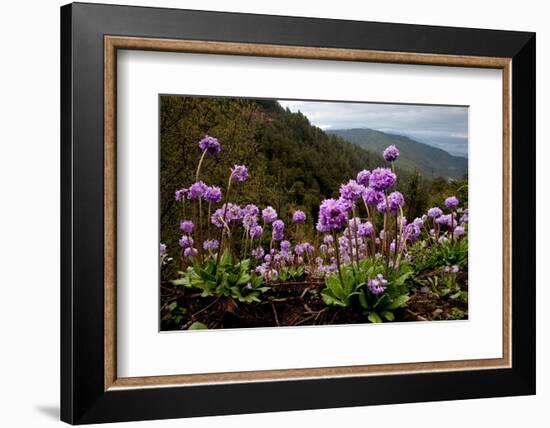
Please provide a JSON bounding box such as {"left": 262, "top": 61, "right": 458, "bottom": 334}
{"left": 61, "top": 2, "right": 535, "bottom": 424}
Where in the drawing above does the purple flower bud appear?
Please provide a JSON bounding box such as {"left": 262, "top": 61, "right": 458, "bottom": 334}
{"left": 453, "top": 225, "right": 465, "bottom": 237}
{"left": 250, "top": 224, "right": 263, "bottom": 239}
{"left": 204, "top": 185, "right": 222, "bottom": 203}
{"left": 445, "top": 196, "right": 459, "bottom": 210}
{"left": 159, "top": 243, "right": 167, "bottom": 255}
{"left": 436, "top": 214, "right": 454, "bottom": 227}
{"left": 244, "top": 204, "right": 260, "bottom": 217}
{"left": 198, "top": 134, "right": 221, "bottom": 156}
{"left": 292, "top": 210, "right": 306, "bottom": 224}
{"left": 317, "top": 198, "right": 348, "bottom": 232}
{"left": 280, "top": 240, "right": 291, "bottom": 251}
{"left": 211, "top": 208, "right": 225, "bottom": 228}
{"left": 202, "top": 239, "right": 219, "bottom": 251}
{"left": 175, "top": 188, "right": 188, "bottom": 201}
{"left": 404, "top": 223, "right": 421, "bottom": 241}
{"left": 383, "top": 145, "right": 400, "bottom": 162}
{"left": 387, "top": 191, "right": 405, "bottom": 212}
{"left": 356, "top": 169, "right": 371, "bottom": 185}
{"left": 230, "top": 164, "right": 249, "bottom": 182}
{"left": 251, "top": 247, "right": 265, "bottom": 260}
{"left": 339, "top": 179, "right": 365, "bottom": 201}
{"left": 323, "top": 234, "right": 334, "bottom": 245}
{"left": 183, "top": 247, "right": 198, "bottom": 257}
{"left": 178, "top": 235, "right": 194, "bottom": 249}
{"left": 368, "top": 274, "right": 387, "bottom": 295}
{"left": 272, "top": 219, "right": 285, "bottom": 241}
{"left": 262, "top": 206, "right": 278, "bottom": 224}
{"left": 179, "top": 220, "right": 194, "bottom": 234}
{"left": 427, "top": 207, "right": 443, "bottom": 218}
{"left": 242, "top": 214, "right": 258, "bottom": 231}
{"left": 187, "top": 181, "right": 207, "bottom": 200}
{"left": 363, "top": 188, "right": 385, "bottom": 206}
{"left": 369, "top": 167, "right": 397, "bottom": 191}
{"left": 358, "top": 221, "right": 374, "bottom": 237}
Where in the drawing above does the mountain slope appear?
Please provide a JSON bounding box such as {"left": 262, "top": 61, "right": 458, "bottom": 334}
{"left": 328, "top": 128, "right": 468, "bottom": 179}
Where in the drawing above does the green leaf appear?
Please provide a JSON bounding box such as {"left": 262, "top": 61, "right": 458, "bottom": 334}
{"left": 381, "top": 311, "right": 395, "bottom": 321}
{"left": 387, "top": 294, "right": 409, "bottom": 310}
{"left": 171, "top": 278, "right": 188, "bottom": 286}
{"left": 326, "top": 274, "right": 345, "bottom": 300}
{"left": 188, "top": 321, "right": 208, "bottom": 330}
{"left": 321, "top": 289, "right": 347, "bottom": 307}
{"left": 367, "top": 312, "right": 383, "bottom": 323}
{"left": 358, "top": 291, "right": 369, "bottom": 309}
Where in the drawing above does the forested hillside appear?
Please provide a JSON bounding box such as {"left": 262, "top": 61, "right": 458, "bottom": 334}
{"left": 328, "top": 128, "right": 468, "bottom": 179}
{"left": 160, "top": 97, "right": 466, "bottom": 257}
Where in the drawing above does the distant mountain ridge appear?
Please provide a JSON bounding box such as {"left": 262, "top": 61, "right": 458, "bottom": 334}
{"left": 327, "top": 128, "right": 468, "bottom": 179}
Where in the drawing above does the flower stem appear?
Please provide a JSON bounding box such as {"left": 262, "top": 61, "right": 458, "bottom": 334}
{"left": 332, "top": 230, "right": 345, "bottom": 289}
{"left": 195, "top": 150, "right": 207, "bottom": 181}
{"left": 215, "top": 174, "right": 233, "bottom": 275}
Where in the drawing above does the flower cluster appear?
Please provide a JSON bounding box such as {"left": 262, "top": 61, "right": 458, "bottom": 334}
{"left": 165, "top": 137, "right": 468, "bottom": 310}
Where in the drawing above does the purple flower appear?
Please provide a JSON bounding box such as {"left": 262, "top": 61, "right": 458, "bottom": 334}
{"left": 179, "top": 220, "right": 194, "bottom": 234}
{"left": 183, "top": 247, "right": 198, "bottom": 258}
{"left": 337, "top": 197, "right": 353, "bottom": 213}
{"left": 211, "top": 208, "right": 225, "bottom": 228}
{"left": 250, "top": 224, "right": 263, "bottom": 239}
{"left": 159, "top": 243, "right": 167, "bottom": 255}
{"left": 244, "top": 204, "right": 260, "bottom": 217}
{"left": 460, "top": 210, "right": 469, "bottom": 224}
{"left": 387, "top": 191, "right": 405, "bottom": 212}
{"left": 358, "top": 221, "right": 374, "bottom": 237}
{"left": 367, "top": 274, "right": 387, "bottom": 295}
{"left": 427, "top": 207, "right": 443, "bottom": 218}
{"left": 376, "top": 200, "right": 387, "bottom": 213}
{"left": 204, "top": 185, "right": 222, "bottom": 203}
{"left": 404, "top": 223, "right": 421, "bottom": 241}
{"left": 339, "top": 179, "right": 365, "bottom": 201}
{"left": 363, "top": 188, "right": 385, "bottom": 206}
{"left": 225, "top": 203, "right": 243, "bottom": 223}
{"left": 203, "top": 239, "right": 219, "bottom": 251}
{"left": 413, "top": 217, "right": 424, "bottom": 227}
{"left": 242, "top": 214, "right": 258, "bottom": 231}
{"left": 280, "top": 240, "right": 291, "bottom": 251}
{"left": 453, "top": 225, "right": 465, "bottom": 237}
{"left": 436, "top": 214, "right": 454, "bottom": 227}
{"left": 292, "top": 210, "right": 306, "bottom": 224}
{"left": 369, "top": 167, "right": 397, "bottom": 191}
{"left": 356, "top": 169, "right": 371, "bottom": 186}
{"left": 323, "top": 234, "right": 334, "bottom": 245}
{"left": 262, "top": 206, "right": 278, "bottom": 224}
{"left": 178, "top": 235, "right": 194, "bottom": 248}
{"left": 295, "top": 243, "right": 306, "bottom": 256}
{"left": 272, "top": 219, "right": 285, "bottom": 241}
{"left": 383, "top": 145, "right": 400, "bottom": 162}
{"left": 451, "top": 265, "right": 460, "bottom": 273}
{"left": 445, "top": 196, "right": 459, "bottom": 210}
{"left": 187, "top": 181, "right": 207, "bottom": 199}
{"left": 230, "top": 164, "right": 249, "bottom": 182}
{"left": 317, "top": 198, "right": 348, "bottom": 232}
{"left": 175, "top": 188, "right": 188, "bottom": 201}
{"left": 251, "top": 247, "right": 265, "bottom": 260}
{"left": 198, "top": 134, "right": 221, "bottom": 156}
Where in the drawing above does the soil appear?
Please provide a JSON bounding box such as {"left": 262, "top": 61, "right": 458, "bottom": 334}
{"left": 160, "top": 278, "right": 468, "bottom": 330}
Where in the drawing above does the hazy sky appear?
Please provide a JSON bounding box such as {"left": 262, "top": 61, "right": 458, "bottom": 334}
{"left": 278, "top": 100, "right": 469, "bottom": 157}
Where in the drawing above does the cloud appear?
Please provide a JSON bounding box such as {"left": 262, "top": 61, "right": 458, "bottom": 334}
{"left": 278, "top": 100, "right": 468, "bottom": 157}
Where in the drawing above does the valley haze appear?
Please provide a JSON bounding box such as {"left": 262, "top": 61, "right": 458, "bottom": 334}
{"left": 279, "top": 100, "right": 469, "bottom": 159}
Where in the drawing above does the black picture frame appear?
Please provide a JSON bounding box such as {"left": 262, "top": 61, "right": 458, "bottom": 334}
{"left": 61, "top": 2, "right": 535, "bottom": 424}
